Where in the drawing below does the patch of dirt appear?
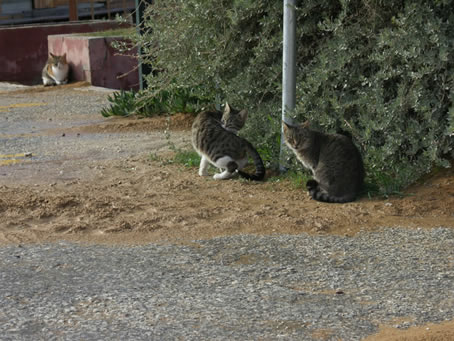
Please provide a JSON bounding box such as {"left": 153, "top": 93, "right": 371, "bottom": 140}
{"left": 1, "top": 150, "right": 453, "bottom": 245}
{"left": 4, "top": 111, "right": 452, "bottom": 245}
{"left": 1, "top": 111, "right": 454, "bottom": 340}
{"left": 364, "top": 319, "right": 454, "bottom": 341}
{"left": 79, "top": 112, "right": 195, "bottom": 132}
{"left": 0, "top": 81, "right": 92, "bottom": 95}
{"left": 1, "top": 110, "right": 453, "bottom": 243}
{"left": 33, "top": 112, "right": 195, "bottom": 138}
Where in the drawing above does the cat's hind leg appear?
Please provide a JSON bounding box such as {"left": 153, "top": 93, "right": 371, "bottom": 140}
{"left": 213, "top": 156, "right": 237, "bottom": 180}
{"left": 213, "top": 170, "right": 235, "bottom": 180}
{"left": 198, "top": 155, "right": 210, "bottom": 176}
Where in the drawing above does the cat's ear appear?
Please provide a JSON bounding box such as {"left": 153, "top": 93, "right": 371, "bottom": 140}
{"left": 239, "top": 109, "right": 248, "bottom": 121}
{"left": 224, "top": 102, "right": 231, "bottom": 115}
{"left": 50, "top": 52, "right": 56, "bottom": 58}
{"left": 302, "top": 121, "right": 310, "bottom": 128}
{"left": 282, "top": 121, "right": 291, "bottom": 134}
{"left": 62, "top": 53, "right": 67, "bottom": 62}
{"left": 282, "top": 121, "right": 295, "bottom": 130}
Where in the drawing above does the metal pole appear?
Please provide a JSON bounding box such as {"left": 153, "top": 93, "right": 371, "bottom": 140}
{"left": 280, "top": 0, "right": 296, "bottom": 172}
{"left": 135, "top": 0, "right": 153, "bottom": 90}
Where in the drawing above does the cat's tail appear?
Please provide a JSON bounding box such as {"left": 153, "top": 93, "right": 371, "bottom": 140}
{"left": 237, "top": 141, "right": 266, "bottom": 181}
{"left": 306, "top": 180, "right": 356, "bottom": 203}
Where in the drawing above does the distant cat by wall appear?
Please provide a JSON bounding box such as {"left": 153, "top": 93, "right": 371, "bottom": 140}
{"left": 42, "top": 53, "right": 69, "bottom": 86}
{"left": 192, "top": 103, "right": 265, "bottom": 181}
{"left": 283, "top": 120, "right": 364, "bottom": 203}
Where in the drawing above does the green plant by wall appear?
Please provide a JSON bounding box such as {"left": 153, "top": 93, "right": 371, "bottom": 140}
{"left": 101, "top": 90, "right": 138, "bottom": 117}
{"left": 119, "top": 0, "right": 454, "bottom": 195}
{"left": 101, "top": 87, "right": 211, "bottom": 117}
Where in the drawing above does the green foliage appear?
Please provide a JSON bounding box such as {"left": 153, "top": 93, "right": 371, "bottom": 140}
{"left": 172, "top": 149, "right": 201, "bottom": 168}
{"left": 280, "top": 170, "right": 311, "bottom": 190}
{"left": 137, "top": 87, "right": 212, "bottom": 114}
{"left": 149, "top": 149, "right": 201, "bottom": 168}
{"left": 294, "top": 1, "right": 454, "bottom": 192}
{"left": 101, "top": 88, "right": 211, "bottom": 117}
{"left": 122, "top": 0, "right": 284, "bottom": 155}
{"left": 101, "top": 90, "right": 137, "bottom": 117}
{"left": 121, "top": 0, "right": 454, "bottom": 195}
{"left": 135, "top": 1, "right": 282, "bottom": 107}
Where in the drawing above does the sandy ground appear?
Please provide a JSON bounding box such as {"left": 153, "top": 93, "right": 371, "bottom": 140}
{"left": 1, "top": 84, "right": 454, "bottom": 340}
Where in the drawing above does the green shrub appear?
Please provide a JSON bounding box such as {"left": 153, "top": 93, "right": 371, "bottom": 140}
{"left": 294, "top": 1, "right": 454, "bottom": 192}
{"left": 101, "top": 90, "right": 138, "bottom": 117}
{"left": 129, "top": 0, "right": 284, "bottom": 165}
{"left": 122, "top": 0, "right": 454, "bottom": 195}
{"left": 101, "top": 87, "right": 211, "bottom": 117}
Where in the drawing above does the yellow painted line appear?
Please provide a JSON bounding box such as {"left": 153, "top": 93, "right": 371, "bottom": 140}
{"left": 0, "top": 159, "right": 27, "bottom": 166}
{"left": 0, "top": 102, "right": 47, "bottom": 109}
{"left": 0, "top": 153, "right": 28, "bottom": 158}
{"left": 0, "top": 152, "right": 34, "bottom": 166}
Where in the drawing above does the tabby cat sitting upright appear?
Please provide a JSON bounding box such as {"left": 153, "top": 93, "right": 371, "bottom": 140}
{"left": 192, "top": 103, "right": 265, "bottom": 181}
{"left": 283, "top": 120, "right": 364, "bottom": 203}
{"left": 42, "top": 53, "right": 69, "bottom": 86}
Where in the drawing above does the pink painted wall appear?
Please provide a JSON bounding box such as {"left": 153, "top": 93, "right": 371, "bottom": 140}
{"left": 48, "top": 34, "right": 138, "bottom": 90}
{"left": 0, "top": 21, "right": 131, "bottom": 85}
{"left": 89, "top": 37, "right": 139, "bottom": 90}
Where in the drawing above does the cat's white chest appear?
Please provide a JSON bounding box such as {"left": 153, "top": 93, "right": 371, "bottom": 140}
{"left": 51, "top": 64, "right": 69, "bottom": 83}
{"left": 296, "top": 155, "right": 315, "bottom": 173}
{"left": 286, "top": 144, "right": 315, "bottom": 173}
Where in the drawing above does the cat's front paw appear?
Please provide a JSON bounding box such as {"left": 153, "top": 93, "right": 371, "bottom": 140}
{"left": 42, "top": 78, "right": 54, "bottom": 86}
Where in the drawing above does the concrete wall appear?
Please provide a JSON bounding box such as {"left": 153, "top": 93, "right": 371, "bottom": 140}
{"left": 48, "top": 34, "right": 138, "bottom": 90}
{"left": 0, "top": 20, "right": 130, "bottom": 84}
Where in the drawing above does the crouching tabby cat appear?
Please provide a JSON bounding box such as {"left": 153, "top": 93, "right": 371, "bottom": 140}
{"left": 192, "top": 103, "right": 265, "bottom": 181}
{"left": 42, "top": 53, "right": 69, "bottom": 86}
{"left": 283, "top": 120, "right": 364, "bottom": 203}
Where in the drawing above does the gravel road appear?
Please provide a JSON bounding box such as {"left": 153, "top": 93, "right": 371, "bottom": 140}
{"left": 1, "top": 228, "right": 454, "bottom": 340}
{"left": 0, "top": 83, "right": 188, "bottom": 184}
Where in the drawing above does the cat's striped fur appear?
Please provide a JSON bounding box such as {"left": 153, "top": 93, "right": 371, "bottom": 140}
{"left": 192, "top": 103, "right": 265, "bottom": 181}
{"left": 283, "top": 120, "right": 364, "bottom": 203}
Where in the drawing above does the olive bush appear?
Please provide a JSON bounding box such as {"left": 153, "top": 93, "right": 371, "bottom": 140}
{"left": 126, "top": 0, "right": 454, "bottom": 193}
{"left": 295, "top": 1, "right": 454, "bottom": 192}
